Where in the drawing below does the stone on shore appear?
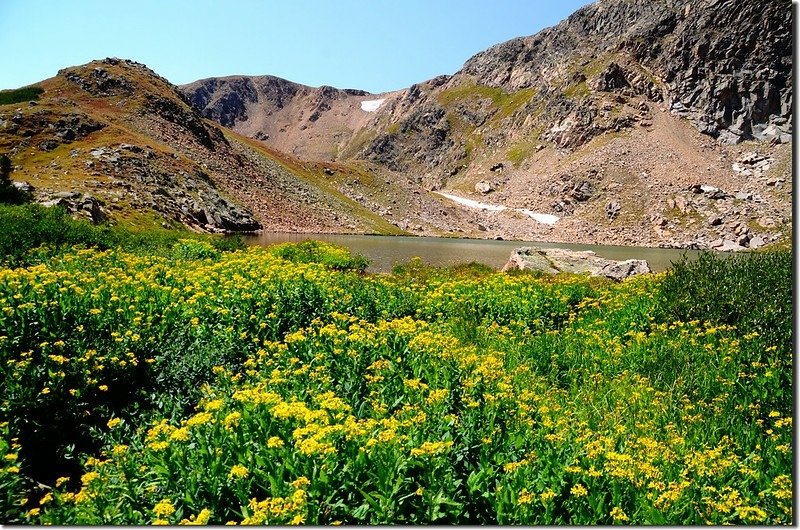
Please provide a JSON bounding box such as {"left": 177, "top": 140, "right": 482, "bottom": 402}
{"left": 502, "top": 246, "right": 651, "bottom": 281}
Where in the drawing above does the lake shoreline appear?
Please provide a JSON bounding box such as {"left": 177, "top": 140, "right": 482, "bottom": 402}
{"left": 243, "top": 232, "right": 715, "bottom": 273}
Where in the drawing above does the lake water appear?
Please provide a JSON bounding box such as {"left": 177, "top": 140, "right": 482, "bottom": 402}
{"left": 244, "top": 233, "right": 708, "bottom": 273}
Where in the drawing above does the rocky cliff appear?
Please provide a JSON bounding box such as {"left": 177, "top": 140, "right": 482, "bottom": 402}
{"left": 180, "top": 0, "right": 792, "bottom": 249}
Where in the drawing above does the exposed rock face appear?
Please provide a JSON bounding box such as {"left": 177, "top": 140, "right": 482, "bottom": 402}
{"left": 652, "top": 0, "right": 792, "bottom": 145}
{"left": 457, "top": 0, "right": 791, "bottom": 145}
{"left": 502, "top": 247, "right": 651, "bottom": 281}
{"left": 6, "top": 0, "right": 791, "bottom": 247}
{"left": 185, "top": 0, "right": 790, "bottom": 154}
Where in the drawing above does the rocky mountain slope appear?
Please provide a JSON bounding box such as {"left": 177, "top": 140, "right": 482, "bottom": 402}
{"left": 0, "top": 59, "right": 405, "bottom": 235}
{"left": 183, "top": 0, "right": 792, "bottom": 250}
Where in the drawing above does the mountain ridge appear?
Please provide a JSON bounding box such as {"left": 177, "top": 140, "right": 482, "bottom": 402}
{"left": 0, "top": 0, "right": 792, "bottom": 250}
{"left": 180, "top": 0, "right": 792, "bottom": 250}
{"left": 0, "top": 58, "right": 405, "bottom": 235}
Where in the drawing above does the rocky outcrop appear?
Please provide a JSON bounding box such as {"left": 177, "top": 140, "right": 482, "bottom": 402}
{"left": 502, "top": 247, "right": 651, "bottom": 281}
{"left": 181, "top": 75, "right": 375, "bottom": 157}
{"left": 651, "top": 0, "right": 792, "bottom": 145}
{"left": 457, "top": 0, "right": 791, "bottom": 145}
{"left": 40, "top": 192, "right": 107, "bottom": 224}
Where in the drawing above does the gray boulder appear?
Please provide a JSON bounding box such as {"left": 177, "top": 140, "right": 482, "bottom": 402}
{"left": 502, "top": 247, "right": 651, "bottom": 281}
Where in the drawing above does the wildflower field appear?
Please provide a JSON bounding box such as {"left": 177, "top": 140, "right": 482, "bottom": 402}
{"left": 0, "top": 237, "right": 792, "bottom": 525}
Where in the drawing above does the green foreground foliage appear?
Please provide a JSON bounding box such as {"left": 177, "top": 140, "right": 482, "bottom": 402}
{"left": 0, "top": 203, "right": 246, "bottom": 266}
{"left": 0, "top": 226, "right": 792, "bottom": 524}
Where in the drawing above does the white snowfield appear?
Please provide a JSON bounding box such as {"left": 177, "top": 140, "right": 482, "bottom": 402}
{"left": 433, "top": 191, "right": 559, "bottom": 226}
{"left": 360, "top": 99, "right": 386, "bottom": 112}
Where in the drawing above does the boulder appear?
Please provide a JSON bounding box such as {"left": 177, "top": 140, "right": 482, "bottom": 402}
{"left": 570, "top": 180, "right": 594, "bottom": 201}
{"left": 502, "top": 247, "right": 651, "bottom": 281}
{"left": 475, "top": 181, "right": 494, "bottom": 194}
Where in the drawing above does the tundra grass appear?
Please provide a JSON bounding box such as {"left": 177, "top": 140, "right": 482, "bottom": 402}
{"left": 0, "top": 239, "right": 791, "bottom": 524}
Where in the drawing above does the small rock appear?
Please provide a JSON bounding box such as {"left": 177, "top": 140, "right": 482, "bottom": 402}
{"left": 53, "top": 191, "right": 81, "bottom": 199}
{"left": 11, "top": 181, "right": 34, "bottom": 193}
{"left": 605, "top": 201, "right": 621, "bottom": 220}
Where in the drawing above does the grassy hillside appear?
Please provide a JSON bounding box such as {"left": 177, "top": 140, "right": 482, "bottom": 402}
{"left": 0, "top": 226, "right": 791, "bottom": 524}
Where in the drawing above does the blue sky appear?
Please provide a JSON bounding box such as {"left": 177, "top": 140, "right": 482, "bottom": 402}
{"left": 1, "top": 1, "right": 593, "bottom": 93}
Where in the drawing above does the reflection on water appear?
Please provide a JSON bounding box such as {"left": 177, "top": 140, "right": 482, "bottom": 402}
{"left": 244, "top": 233, "right": 710, "bottom": 274}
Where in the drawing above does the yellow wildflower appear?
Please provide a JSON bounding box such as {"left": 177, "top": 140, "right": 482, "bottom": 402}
{"left": 81, "top": 471, "right": 100, "bottom": 486}
{"left": 517, "top": 488, "right": 534, "bottom": 505}
{"left": 186, "top": 412, "right": 213, "bottom": 427}
{"left": 153, "top": 498, "right": 176, "bottom": 518}
{"left": 229, "top": 464, "right": 249, "bottom": 480}
{"left": 571, "top": 484, "right": 588, "bottom": 497}
{"left": 610, "top": 506, "right": 629, "bottom": 522}
{"left": 223, "top": 411, "right": 242, "bottom": 429}
{"left": 267, "top": 436, "right": 285, "bottom": 448}
{"left": 170, "top": 427, "right": 190, "bottom": 442}
{"left": 204, "top": 399, "right": 224, "bottom": 411}
{"left": 291, "top": 476, "right": 311, "bottom": 489}
{"left": 179, "top": 508, "right": 212, "bottom": 525}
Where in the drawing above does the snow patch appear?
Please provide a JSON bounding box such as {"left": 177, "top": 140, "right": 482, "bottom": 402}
{"left": 517, "top": 209, "right": 560, "bottom": 225}
{"left": 433, "top": 191, "right": 559, "bottom": 226}
{"left": 360, "top": 99, "right": 386, "bottom": 112}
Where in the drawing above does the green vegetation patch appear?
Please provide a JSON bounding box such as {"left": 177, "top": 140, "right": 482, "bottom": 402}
{"left": 0, "top": 85, "right": 44, "bottom": 106}
{"left": 437, "top": 84, "right": 536, "bottom": 123}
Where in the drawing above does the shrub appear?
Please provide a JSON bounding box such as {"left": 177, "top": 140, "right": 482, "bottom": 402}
{"left": 270, "top": 240, "right": 369, "bottom": 272}
{"left": 0, "top": 86, "right": 44, "bottom": 106}
{"left": 0, "top": 155, "right": 31, "bottom": 205}
{"left": 655, "top": 249, "right": 792, "bottom": 355}
{"left": 172, "top": 239, "right": 220, "bottom": 260}
{"left": 0, "top": 204, "right": 246, "bottom": 265}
